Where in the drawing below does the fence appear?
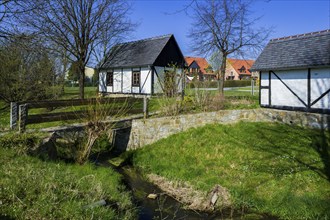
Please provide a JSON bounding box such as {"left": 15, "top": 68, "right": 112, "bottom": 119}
{"left": 10, "top": 96, "right": 148, "bottom": 132}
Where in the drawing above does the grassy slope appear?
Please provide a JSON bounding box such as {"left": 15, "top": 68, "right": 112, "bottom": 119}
{"left": 132, "top": 122, "right": 330, "bottom": 219}
{"left": 0, "top": 147, "right": 136, "bottom": 219}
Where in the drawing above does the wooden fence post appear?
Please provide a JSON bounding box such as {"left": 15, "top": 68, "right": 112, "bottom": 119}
{"left": 19, "top": 104, "right": 28, "bottom": 132}
{"left": 251, "top": 79, "right": 255, "bottom": 96}
{"left": 143, "top": 96, "right": 148, "bottom": 119}
{"left": 10, "top": 102, "right": 18, "bottom": 130}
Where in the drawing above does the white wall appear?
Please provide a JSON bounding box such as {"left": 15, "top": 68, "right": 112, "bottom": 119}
{"left": 100, "top": 66, "right": 185, "bottom": 95}
{"left": 99, "top": 71, "right": 106, "bottom": 92}
{"left": 311, "top": 67, "right": 330, "bottom": 109}
{"left": 154, "top": 66, "right": 165, "bottom": 94}
{"left": 260, "top": 67, "right": 330, "bottom": 111}
{"left": 154, "top": 66, "right": 184, "bottom": 94}
{"left": 122, "top": 68, "right": 131, "bottom": 93}
{"left": 113, "top": 69, "right": 122, "bottom": 93}
{"left": 103, "top": 67, "right": 152, "bottom": 94}
{"left": 140, "top": 67, "right": 151, "bottom": 94}
{"left": 271, "top": 69, "right": 307, "bottom": 107}
{"left": 260, "top": 71, "right": 269, "bottom": 105}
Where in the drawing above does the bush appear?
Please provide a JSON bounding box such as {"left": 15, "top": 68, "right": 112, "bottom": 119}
{"left": 186, "top": 80, "right": 252, "bottom": 89}
{"left": 186, "top": 81, "right": 218, "bottom": 89}
{"left": 224, "top": 80, "right": 251, "bottom": 87}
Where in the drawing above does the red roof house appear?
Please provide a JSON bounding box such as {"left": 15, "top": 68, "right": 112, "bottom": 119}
{"left": 226, "top": 58, "right": 255, "bottom": 80}
{"left": 185, "top": 56, "right": 216, "bottom": 80}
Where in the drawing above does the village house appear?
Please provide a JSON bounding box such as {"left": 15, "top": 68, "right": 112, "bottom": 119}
{"left": 98, "top": 34, "right": 185, "bottom": 95}
{"left": 225, "top": 58, "right": 256, "bottom": 80}
{"left": 185, "top": 56, "right": 216, "bottom": 81}
{"left": 251, "top": 29, "right": 330, "bottom": 113}
{"left": 65, "top": 66, "right": 96, "bottom": 86}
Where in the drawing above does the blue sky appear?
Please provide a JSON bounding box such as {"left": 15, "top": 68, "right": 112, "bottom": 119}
{"left": 128, "top": 0, "right": 330, "bottom": 58}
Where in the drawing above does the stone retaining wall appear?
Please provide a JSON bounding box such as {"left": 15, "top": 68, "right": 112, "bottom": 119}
{"left": 127, "top": 109, "right": 329, "bottom": 150}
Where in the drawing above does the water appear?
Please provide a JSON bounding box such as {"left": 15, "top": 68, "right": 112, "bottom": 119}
{"left": 96, "top": 158, "right": 278, "bottom": 220}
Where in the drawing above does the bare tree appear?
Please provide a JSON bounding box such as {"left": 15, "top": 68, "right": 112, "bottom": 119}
{"left": 0, "top": 0, "right": 19, "bottom": 36}
{"left": 0, "top": 1, "right": 41, "bottom": 40}
{"left": 189, "top": 0, "right": 271, "bottom": 95}
{"left": 14, "top": 0, "right": 133, "bottom": 99}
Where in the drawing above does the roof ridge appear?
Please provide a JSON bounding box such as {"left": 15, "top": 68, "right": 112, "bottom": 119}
{"left": 270, "top": 29, "right": 330, "bottom": 42}
{"left": 118, "top": 34, "right": 173, "bottom": 46}
{"left": 185, "top": 56, "right": 206, "bottom": 59}
{"left": 228, "top": 58, "right": 255, "bottom": 61}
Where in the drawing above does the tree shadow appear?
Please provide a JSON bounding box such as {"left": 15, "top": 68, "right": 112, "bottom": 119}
{"left": 313, "top": 114, "right": 330, "bottom": 181}
{"left": 253, "top": 120, "right": 329, "bottom": 182}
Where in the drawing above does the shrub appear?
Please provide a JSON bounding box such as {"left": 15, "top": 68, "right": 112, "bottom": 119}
{"left": 224, "top": 80, "right": 251, "bottom": 87}
{"left": 156, "top": 96, "right": 183, "bottom": 116}
{"left": 186, "top": 81, "right": 218, "bottom": 89}
{"left": 186, "top": 80, "right": 252, "bottom": 89}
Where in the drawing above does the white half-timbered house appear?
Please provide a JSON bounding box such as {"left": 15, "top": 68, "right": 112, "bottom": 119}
{"left": 98, "top": 34, "right": 185, "bottom": 95}
{"left": 251, "top": 30, "right": 330, "bottom": 113}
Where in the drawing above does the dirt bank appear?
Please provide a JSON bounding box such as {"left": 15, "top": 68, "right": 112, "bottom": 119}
{"left": 147, "top": 173, "right": 232, "bottom": 212}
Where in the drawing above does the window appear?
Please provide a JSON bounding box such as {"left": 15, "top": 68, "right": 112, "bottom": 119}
{"left": 132, "top": 70, "right": 140, "bottom": 87}
{"left": 239, "top": 66, "right": 246, "bottom": 73}
{"left": 106, "top": 71, "right": 113, "bottom": 86}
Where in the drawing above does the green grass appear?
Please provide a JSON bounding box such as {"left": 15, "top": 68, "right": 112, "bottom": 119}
{"left": 132, "top": 122, "right": 330, "bottom": 219}
{"left": 0, "top": 87, "right": 98, "bottom": 130}
{"left": 149, "top": 87, "right": 259, "bottom": 114}
{"left": 0, "top": 101, "right": 10, "bottom": 131}
{"left": 0, "top": 136, "right": 136, "bottom": 219}
{"left": 62, "top": 86, "right": 98, "bottom": 99}
{"left": 1, "top": 86, "right": 259, "bottom": 130}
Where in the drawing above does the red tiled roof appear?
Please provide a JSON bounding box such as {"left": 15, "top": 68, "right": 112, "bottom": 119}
{"left": 227, "top": 58, "right": 255, "bottom": 75}
{"left": 185, "top": 56, "right": 210, "bottom": 74}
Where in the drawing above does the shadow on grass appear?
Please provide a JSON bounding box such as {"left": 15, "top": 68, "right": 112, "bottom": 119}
{"left": 259, "top": 117, "right": 330, "bottom": 182}
{"left": 313, "top": 115, "right": 330, "bottom": 182}
{"left": 221, "top": 119, "right": 330, "bottom": 218}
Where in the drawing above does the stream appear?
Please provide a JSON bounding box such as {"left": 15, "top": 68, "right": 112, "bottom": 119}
{"left": 94, "top": 156, "right": 278, "bottom": 220}
{"left": 96, "top": 159, "right": 222, "bottom": 220}
{"left": 50, "top": 129, "right": 278, "bottom": 219}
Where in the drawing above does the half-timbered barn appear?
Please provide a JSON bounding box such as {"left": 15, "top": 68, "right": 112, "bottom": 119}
{"left": 98, "top": 34, "right": 185, "bottom": 95}
{"left": 251, "top": 30, "right": 330, "bottom": 113}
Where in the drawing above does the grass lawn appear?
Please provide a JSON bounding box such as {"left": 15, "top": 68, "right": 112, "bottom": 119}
{"left": 0, "top": 134, "right": 136, "bottom": 219}
{"left": 62, "top": 86, "right": 98, "bottom": 99}
{"left": 132, "top": 122, "right": 330, "bottom": 219}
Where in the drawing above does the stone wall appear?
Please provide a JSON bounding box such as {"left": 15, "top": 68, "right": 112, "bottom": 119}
{"left": 127, "top": 109, "right": 329, "bottom": 150}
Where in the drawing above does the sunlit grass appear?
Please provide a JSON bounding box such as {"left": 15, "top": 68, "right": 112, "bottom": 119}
{"left": 133, "top": 122, "right": 330, "bottom": 219}
{"left": 62, "top": 86, "right": 98, "bottom": 99}
{"left": 0, "top": 144, "right": 136, "bottom": 219}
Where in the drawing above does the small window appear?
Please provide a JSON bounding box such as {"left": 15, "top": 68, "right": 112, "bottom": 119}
{"left": 132, "top": 70, "right": 140, "bottom": 87}
{"left": 106, "top": 71, "right": 113, "bottom": 86}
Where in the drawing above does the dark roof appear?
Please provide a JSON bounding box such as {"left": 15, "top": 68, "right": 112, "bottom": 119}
{"left": 99, "top": 34, "right": 184, "bottom": 69}
{"left": 251, "top": 30, "right": 330, "bottom": 71}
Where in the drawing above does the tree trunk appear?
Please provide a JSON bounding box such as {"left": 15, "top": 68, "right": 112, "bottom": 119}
{"left": 217, "top": 55, "right": 227, "bottom": 96}
{"left": 78, "top": 61, "right": 85, "bottom": 99}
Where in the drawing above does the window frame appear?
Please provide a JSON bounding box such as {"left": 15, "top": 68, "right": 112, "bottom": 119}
{"left": 132, "top": 70, "right": 140, "bottom": 87}
{"left": 106, "top": 71, "right": 113, "bottom": 86}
